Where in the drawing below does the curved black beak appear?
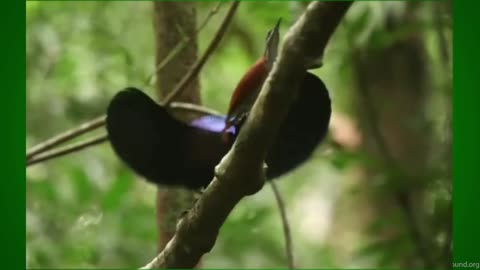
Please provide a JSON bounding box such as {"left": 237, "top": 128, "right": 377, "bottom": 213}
{"left": 265, "top": 18, "right": 282, "bottom": 68}
{"left": 273, "top": 18, "right": 282, "bottom": 33}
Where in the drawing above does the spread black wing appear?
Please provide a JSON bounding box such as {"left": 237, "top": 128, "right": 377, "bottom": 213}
{"left": 106, "top": 72, "right": 331, "bottom": 189}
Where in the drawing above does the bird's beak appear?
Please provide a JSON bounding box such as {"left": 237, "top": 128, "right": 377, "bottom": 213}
{"left": 264, "top": 18, "right": 282, "bottom": 68}
{"left": 273, "top": 18, "right": 281, "bottom": 34}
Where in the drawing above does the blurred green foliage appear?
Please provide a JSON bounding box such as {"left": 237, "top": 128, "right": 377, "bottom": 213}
{"left": 26, "top": 1, "right": 451, "bottom": 268}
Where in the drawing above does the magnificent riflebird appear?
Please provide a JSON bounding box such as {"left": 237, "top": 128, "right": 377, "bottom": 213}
{"left": 106, "top": 20, "right": 331, "bottom": 190}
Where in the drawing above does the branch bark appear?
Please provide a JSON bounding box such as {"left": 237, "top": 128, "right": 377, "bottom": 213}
{"left": 26, "top": 134, "right": 108, "bottom": 166}
{"left": 141, "top": 2, "right": 352, "bottom": 268}
{"left": 26, "top": 116, "right": 106, "bottom": 161}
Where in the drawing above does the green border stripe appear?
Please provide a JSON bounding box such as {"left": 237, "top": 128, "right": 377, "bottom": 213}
{"left": 1, "top": 0, "right": 25, "bottom": 269}
{"left": 453, "top": 0, "right": 480, "bottom": 267}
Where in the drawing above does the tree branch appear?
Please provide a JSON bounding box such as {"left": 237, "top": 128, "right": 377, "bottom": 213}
{"left": 145, "top": 2, "right": 224, "bottom": 87}
{"left": 26, "top": 134, "right": 108, "bottom": 166}
{"left": 26, "top": 116, "right": 106, "bottom": 161}
{"left": 169, "top": 101, "right": 222, "bottom": 116}
{"left": 141, "top": 2, "right": 352, "bottom": 268}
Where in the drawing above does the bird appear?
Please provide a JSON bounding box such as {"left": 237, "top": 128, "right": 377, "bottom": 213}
{"left": 105, "top": 20, "right": 331, "bottom": 190}
{"left": 106, "top": 72, "right": 330, "bottom": 190}
{"left": 223, "top": 18, "right": 281, "bottom": 136}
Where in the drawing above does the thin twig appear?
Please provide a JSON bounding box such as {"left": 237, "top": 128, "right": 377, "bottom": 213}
{"left": 196, "top": 2, "right": 223, "bottom": 33}
{"left": 169, "top": 101, "right": 222, "bottom": 116}
{"left": 269, "top": 182, "right": 295, "bottom": 269}
{"left": 26, "top": 116, "right": 106, "bottom": 161}
{"left": 161, "top": 1, "right": 240, "bottom": 106}
{"left": 145, "top": 2, "right": 223, "bottom": 87}
{"left": 26, "top": 134, "right": 108, "bottom": 167}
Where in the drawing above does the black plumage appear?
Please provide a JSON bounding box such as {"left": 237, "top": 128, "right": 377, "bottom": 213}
{"left": 106, "top": 72, "right": 331, "bottom": 189}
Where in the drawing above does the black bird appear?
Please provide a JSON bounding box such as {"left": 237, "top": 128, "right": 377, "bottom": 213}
{"left": 106, "top": 72, "right": 331, "bottom": 190}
